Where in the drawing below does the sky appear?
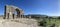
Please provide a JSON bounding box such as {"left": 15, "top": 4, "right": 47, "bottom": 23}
{"left": 0, "top": 0, "right": 59, "bottom": 16}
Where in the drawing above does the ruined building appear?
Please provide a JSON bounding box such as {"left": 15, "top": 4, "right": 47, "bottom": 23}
{"left": 4, "top": 5, "right": 24, "bottom": 19}
{"left": 4, "top": 5, "right": 41, "bottom": 19}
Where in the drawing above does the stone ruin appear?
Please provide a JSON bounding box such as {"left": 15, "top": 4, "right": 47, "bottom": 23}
{"left": 2, "top": 5, "right": 38, "bottom": 27}
{"left": 4, "top": 5, "right": 24, "bottom": 19}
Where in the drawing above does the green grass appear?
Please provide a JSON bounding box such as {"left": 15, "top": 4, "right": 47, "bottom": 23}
{"left": 38, "top": 18, "right": 60, "bottom": 27}
{"left": 46, "top": 19, "right": 60, "bottom": 27}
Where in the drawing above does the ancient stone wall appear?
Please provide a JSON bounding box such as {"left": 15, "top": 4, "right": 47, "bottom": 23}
{"left": 4, "top": 5, "right": 24, "bottom": 19}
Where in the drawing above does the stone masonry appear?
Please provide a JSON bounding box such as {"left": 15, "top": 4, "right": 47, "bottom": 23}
{"left": 4, "top": 5, "right": 24, "bottom": 19}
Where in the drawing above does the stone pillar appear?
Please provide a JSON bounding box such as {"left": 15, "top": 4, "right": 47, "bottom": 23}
{"left": 4, "top": 5, "right": 14, "bottom": 19}
{"left": 4, "top": 5, "right": 10, "bottom": 19}
{"left": 20, "top": 10, "right": 24, "bottom": 18}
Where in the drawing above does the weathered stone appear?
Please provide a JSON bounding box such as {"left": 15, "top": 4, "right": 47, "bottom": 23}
{"left": 4, "top": 5, "right": 24, "bottom": 19}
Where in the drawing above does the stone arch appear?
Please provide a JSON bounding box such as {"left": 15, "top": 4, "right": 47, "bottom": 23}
{"left": 4, "top": 5, "right": 24, "bottom": 19}
{"left": 15, "top": 8, "right": 20, "bottom": 17}
{"left": 14, "top": 8, "right": 24, "bottom": 18}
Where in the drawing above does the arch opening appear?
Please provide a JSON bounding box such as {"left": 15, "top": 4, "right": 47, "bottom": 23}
{"left": 15, "top": 9, "right": 20, "bottom": 18}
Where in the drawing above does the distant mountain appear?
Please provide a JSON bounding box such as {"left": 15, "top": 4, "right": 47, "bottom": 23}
{"left": 0, "top": 15, "right": 4, "bottom": 17}
{"left": 27, "top": 14, "right": 47, "bottom": 16}
{"left": 25, "top": 14, "right": 48, "bottom": 18}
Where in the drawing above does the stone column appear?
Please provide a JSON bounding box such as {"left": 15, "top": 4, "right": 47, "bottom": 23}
{"left": 4, "top": 5, "right": 10, "bottom": 19}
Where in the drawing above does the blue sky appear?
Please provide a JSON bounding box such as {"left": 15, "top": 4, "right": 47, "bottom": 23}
{"left": 0, "top": 0, "right": 59, "bottom": 16}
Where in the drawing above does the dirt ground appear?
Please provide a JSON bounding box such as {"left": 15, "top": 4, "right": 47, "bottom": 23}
{"left": 0, "top": 18, "right": 38, "bottom": 27}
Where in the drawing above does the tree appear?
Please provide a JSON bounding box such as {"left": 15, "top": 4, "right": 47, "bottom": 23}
{"left": 38, "top": 20, "right": 47, "bottom": 27}
{"left": 45, "top": 16, "right": 48, "bottom": 18}
{"left": 58, "top": 16, "right": 60, "bottom": 19}
{"left": 48, "top": 17, "right": 53, "bottom": 22}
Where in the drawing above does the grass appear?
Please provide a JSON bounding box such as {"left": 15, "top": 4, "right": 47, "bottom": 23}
{"left": 38, "top": 18, "right": 60, "bottom": 27}
{"left": 46, "top": 19, "right": 60, "bottom": 27}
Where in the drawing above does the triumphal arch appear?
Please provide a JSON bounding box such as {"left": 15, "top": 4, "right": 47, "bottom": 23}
{"left": 4, "top": 5, "right": 24, "bottom": 19}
